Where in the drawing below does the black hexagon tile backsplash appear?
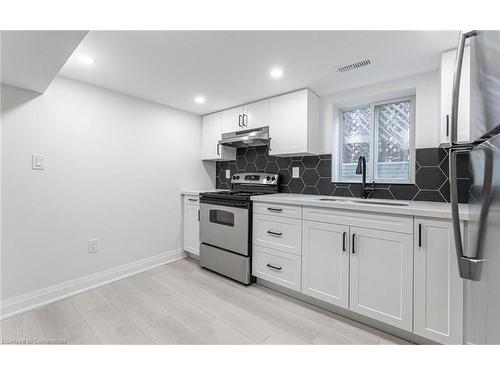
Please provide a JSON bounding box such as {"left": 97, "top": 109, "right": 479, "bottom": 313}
{"left": 215, "top": 146, "right": 471, "bottom": 203}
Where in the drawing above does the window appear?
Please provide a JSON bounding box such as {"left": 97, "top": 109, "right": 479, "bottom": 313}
{"left": 337, "top": 97, "right": 415, "bottom": 183}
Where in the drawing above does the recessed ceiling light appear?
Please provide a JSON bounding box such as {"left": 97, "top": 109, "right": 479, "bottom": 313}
{"left": 194, "top": 96, "right": 205, "bottom": 104}
{"left": 270, "top": 67, "right": 283, "bottom": 79}
{"left": 79, "top": 55, "right": 96, "bottom": 66}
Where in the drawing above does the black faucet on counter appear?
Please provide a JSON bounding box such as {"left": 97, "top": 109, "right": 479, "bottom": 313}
{"left": 355, "top": 156, "right": 375, "bottom": 199}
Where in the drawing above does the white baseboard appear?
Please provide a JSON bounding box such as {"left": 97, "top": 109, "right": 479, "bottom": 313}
{"left": 0, "top": 249, "right": 186, "bottom": 320}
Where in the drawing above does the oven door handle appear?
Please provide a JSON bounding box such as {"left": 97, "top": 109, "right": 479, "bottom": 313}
{"left": 199, "top": 199, "right": 249, "bottom": 209}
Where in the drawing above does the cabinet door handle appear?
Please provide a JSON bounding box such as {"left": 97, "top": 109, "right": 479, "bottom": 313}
{"left": 238, "top": 114, "right": 242, "bottom": 127}
{"left": 268, "top": 137, "right": 272, "bottom": 152}
{"left": 352, "top": 233, "right": 356, "bottom": 254}
{"left": 188, "top": 198, "right": 198, "bottom": 202}
{"left": 446, "top": 114, "right": 450, "bottom": 137}
{"left": 266, "top": 263, "right": 282, "bottom": 271}
{"left": 266, "top": 207, "right": 282, "bottom": 212}
{"left": 198, "top": 210, "right": 200, "bottom": 222}
{"left": 418, "top": 223, "right": 422, "bottom": 247}
{"left": 267, "top": 230, "right": 282, "bottom": 236}
{"left": 217, "top": 143, "right": 220, "bottom": 156}
{"left": 342, "top": 232, "right": 347, "bottom": 252}
{"left": 243, "top": 114, "right": 248, "bottom": 127}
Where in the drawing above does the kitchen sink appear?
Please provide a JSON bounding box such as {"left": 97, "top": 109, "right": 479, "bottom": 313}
{"left": 317, "top": 198, "right": 409, "bottom": 207}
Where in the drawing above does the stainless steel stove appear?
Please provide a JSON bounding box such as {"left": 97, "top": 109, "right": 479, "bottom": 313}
{"left": 199, "top": 173, "right": 279, "bottom": 284}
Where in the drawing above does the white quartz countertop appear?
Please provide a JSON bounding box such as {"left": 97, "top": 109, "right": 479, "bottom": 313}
{"left": 180, "top": 189, "right": 228, "bottom": 195}
{"left": 251, "top": 193, "right": 470, "bottom": 220}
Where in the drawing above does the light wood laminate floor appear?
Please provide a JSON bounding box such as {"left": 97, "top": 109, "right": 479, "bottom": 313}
{"left": 1, "top": 258, "right": 410, "bottom": 345}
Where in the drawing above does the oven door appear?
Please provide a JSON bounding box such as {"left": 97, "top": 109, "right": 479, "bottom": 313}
{"left": 199, "top": 202, "right": 249, "bottom": 256}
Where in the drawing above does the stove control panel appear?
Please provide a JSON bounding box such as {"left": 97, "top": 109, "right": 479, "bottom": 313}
{"left": 232, "top": 172, "right": 279, "bottom": 185}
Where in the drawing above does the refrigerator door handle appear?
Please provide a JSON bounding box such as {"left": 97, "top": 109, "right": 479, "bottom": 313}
{"left": 450, "top": 30, "right": 477, "bottom": 145}
{"left": 450, "top": 147, "right": 492, "bottom": 280}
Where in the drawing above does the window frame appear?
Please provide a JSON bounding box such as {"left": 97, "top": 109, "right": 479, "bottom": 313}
{"left": 336, "top": 96, "right": 416, "bottom": 184}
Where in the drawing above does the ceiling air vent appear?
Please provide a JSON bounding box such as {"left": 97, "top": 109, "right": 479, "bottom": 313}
{"left": 335, "top": 59, "right": 371, "bottom": 73}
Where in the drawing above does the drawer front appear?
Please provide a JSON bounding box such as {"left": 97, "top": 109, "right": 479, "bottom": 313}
{"left": 252, "top": 245, "right": 301, "bottom": 291}
{"left": 303, "top": 206, "right": 413, "bottom": 234}
{"left": 253, "top": 202, "right": 301, "bottom": 219}
{"left": 183, "top": 194, "right": 200, "bottom": 205}
{"left": 253, "top": 214, "right": 301, "bottom": 255}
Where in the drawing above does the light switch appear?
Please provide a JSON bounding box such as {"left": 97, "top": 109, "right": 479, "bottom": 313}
{"left": 32, "top": 154, "right": 45, "bottom": 170}
{"left": 88, "top": 239, "right": 98, "bottom": 254}
{"left": 225, "top": 170, "right": 231, "bottom": 179}
{"left": 292, "top": 166, "right": 300, "bottom": 178}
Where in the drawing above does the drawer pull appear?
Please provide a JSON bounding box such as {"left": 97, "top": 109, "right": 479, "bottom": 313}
{"left": 267, "top": 230, "right": 283, "bottom": 236}
{"left": 188, "top": 198, "right": 198, "bottom": 202}
{"left": 266, "top": 263, "right": 282, "bottom": 271}
{"left": 267, "top": 207, "right": 283, "bottom": 212}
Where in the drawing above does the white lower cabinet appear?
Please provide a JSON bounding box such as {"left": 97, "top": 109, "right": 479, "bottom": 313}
{"left": 414, "top": 218, "right": 464, "bottom": 344}
{"left": 253, "top": 213, "right": 301, "bottom": 255}
{"left": 349, "top": 227, "right": 413, "bottom": 331}
{"left": 253, "top": 245, "right": 301, "bottom": 291}
{"left": 252, "top": 202, "right": 465, "bottom": 342}
{"left": 183, "top": 196, "right": 200, "bottom": 255}
{"left": 252, "top": 208, "right": 302, "bottom": 291}
{"left": 302, "top": 221, "right": 350, "bottom": 308}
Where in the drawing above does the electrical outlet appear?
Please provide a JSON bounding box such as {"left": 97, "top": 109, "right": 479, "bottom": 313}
{"left": 292, "top": 166, "right": 300, "bottom": 178}
{"left": 225, "top": 169, "right": 230, "bottom": 179}
{"left": 88, "top": 239, "right": 98, "bottom": 254}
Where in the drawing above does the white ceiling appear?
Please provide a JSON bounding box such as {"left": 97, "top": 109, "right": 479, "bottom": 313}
{"left": 59, "top": 31, "right": 459, "bottom": 115}
{"left": 1, "top": 30, "right": 87, "bottom": 93}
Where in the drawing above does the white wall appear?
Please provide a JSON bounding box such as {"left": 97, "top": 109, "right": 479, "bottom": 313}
{"left": 1, "top": 77, "right": 214, "bottom": 300}
{"left": 318, "top": 70, "right": 441, "bottom": 154}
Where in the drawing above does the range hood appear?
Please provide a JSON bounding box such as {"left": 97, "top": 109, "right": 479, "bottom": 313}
{"left": 218, "top": 127, "right": 269, "bottom": 148}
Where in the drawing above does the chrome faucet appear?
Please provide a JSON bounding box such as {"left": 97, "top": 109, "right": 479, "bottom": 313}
{"left": 355, "top": 156, "right": 375, "bottom": 199}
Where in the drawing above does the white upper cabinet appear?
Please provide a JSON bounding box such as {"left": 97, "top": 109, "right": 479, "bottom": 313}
{"left": 440, "top": 46, "right": 470, "bottom": 144}
{"left": 349, "top": 227, "right": 413, "bottom": 331}
{"left": 201, "top": 112, "right": 236, "bottom": 161}
{"left": 221, "top": 106, "right": 244, "bottom": 134}
{"left": 200, "top": 89, "right": 318, "bottom": 160}
{"left": 201, "top": 112, "right": 220, "bottom": 159}
{"left": 269, "top": 89, "right": 319, "bottom": 156}
{"left": 242, "top": 99, "right": 269, "bottom": 129}
{"left": 414, "top": 218, "right": 464, "bottom": 344}
{"left": 221, "top": 100, "right": 270, "bottom": 133}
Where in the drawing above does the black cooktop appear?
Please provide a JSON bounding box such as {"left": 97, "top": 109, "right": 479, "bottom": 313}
{"left": 200, "top": 172, "right": 279, "bottom": 202}
{"left": 200, "top": 190, "right": 275, "bottom": 201}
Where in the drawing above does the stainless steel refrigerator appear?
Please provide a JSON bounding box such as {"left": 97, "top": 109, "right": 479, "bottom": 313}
{"left": 449, "top": 30, "right": 500, "bottom": 344}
